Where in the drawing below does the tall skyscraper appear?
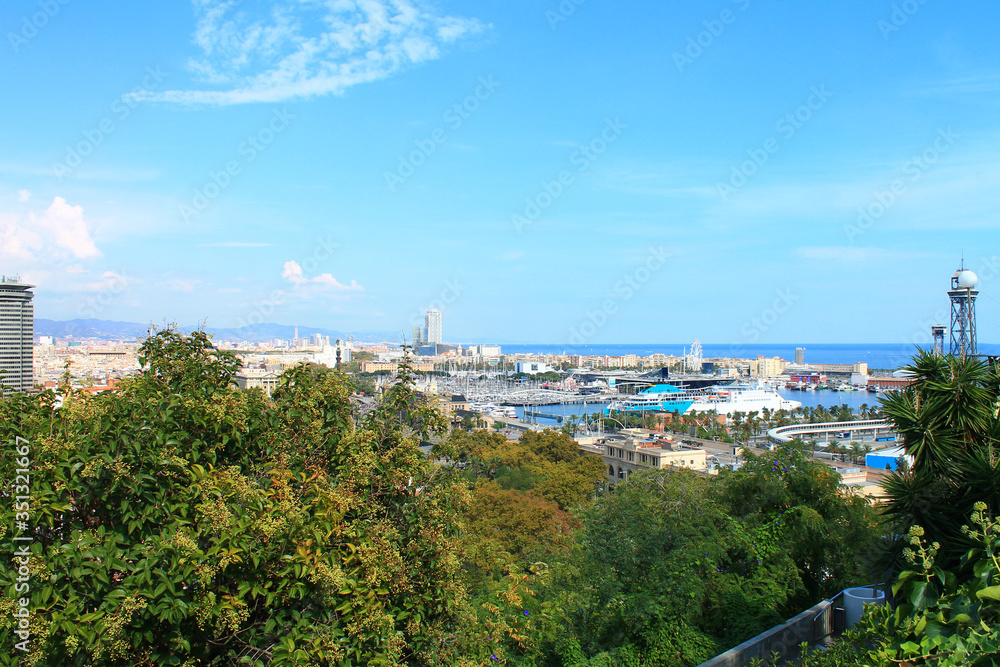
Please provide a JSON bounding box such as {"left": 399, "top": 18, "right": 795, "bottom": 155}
{"left": 411, "top": 326, "right": 426, "bottom": 347}
{"left": 426, "top": 309, "right": 442, "bottom": 345}
{"left": 0, "top": 277, "right": 34, "bottom": 394}
{"left": 794, "top": 347, "right": 804, "bottom": 365}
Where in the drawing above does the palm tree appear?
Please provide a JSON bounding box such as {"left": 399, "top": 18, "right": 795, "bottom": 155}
{"left": 808, "top": 438, "right": 819, "bottom": 457}
{"left": 880, "top": 350, "right": 1000, "bottom": 568}
{"left": 861, "top": 443, "right": 873, "bottom": 465}
{"left": 827, "top": 440, "right": 842, "bottom": 462}
{"left": 746, "top": 410, "right": 761, "bottom": 444}
{"left": 813, "top": 405, "right": 827, "bottom": 423}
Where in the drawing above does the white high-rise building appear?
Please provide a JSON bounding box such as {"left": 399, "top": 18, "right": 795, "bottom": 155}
{"left": 426, "top": 309, "right": 442, "bottom": 345}
{"left": 0, "top": 277, "right": 34, "bottom": 394}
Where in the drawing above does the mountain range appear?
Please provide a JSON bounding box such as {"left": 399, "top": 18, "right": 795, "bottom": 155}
{"left": 34, "top": 319, "right": 403, "bottom": 344}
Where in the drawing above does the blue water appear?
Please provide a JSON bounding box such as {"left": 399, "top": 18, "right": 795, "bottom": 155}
{"left": 514, "top": 402, "right": 610, "bottom": 423}
{"left": 774, "top": 388, "right": 881, "bottom": 411}
{"left": 501, "top": 343, "right": 1000, "bottom": 371}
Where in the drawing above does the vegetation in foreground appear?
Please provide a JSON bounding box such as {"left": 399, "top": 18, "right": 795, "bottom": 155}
{"left": 781, "top": 351, "right": 1000, "bottom": 666}
{"left": 0, "top": 330, "right": 885, "bottom": 666}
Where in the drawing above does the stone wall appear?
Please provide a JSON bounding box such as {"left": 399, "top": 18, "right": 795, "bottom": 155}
{"left": 696, "top": 599, "right": 834, "bottom": 667}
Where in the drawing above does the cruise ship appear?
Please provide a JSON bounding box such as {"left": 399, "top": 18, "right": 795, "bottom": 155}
{"left": 604, "top": 382, "right": 801, "bottom": 416}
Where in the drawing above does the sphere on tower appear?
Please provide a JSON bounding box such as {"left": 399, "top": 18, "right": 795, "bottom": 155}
{"left": 958, "top": 270, "right": 978, "bottom": 289}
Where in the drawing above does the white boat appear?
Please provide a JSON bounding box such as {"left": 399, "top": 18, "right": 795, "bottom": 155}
{"left": 605, "top": 382, "right": 801, "bottom": 416}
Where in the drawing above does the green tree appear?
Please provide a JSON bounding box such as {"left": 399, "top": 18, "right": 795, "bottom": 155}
{"left": 880, "top": 351, "right": 1000, "bottom": 568}
{"left": 0, "top": 330, "right": 466, "bottom": 666}
{"left": 558, "top": 469, "right": 795, "bottom": 664}
{"left": 518, "top": 429, "right": 580, "bottom": 463}
{"left": 718, "top": 441, "right": 882, "bottom": 611}
{"left": 460, "top": 481, "right": 578, "bottom": 578}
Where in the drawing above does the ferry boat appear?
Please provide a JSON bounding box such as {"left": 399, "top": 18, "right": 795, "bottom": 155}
{"left": 604, "top": 382, "right": 801, "bottom": 416}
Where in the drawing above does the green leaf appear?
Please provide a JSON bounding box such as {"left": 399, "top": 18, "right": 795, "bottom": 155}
{"left": 910, "top": 581, "right": 940, "bottom": 610}
{"left": 976, "top": 585, "right": 1000, "bottom": 601}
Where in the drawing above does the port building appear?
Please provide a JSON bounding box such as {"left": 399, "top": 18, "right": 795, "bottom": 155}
{"left": 600, "top": 430, "right": 708, "bottom": 482}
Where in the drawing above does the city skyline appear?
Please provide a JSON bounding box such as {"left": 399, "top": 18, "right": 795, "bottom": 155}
{"left": 2, "top": 1, "right": 1000, "bottom": 344}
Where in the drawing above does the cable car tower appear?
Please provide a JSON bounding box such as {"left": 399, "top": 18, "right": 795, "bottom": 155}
{"left": 948, "top": 261, "right": 978, "bottom": 358}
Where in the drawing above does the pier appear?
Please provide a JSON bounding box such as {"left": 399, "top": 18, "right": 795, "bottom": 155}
{"left": 523, "top": 408, "right": 564, "bottom": 422}
{"left": 766, "top": 419, "right": 895, "bottom": 445}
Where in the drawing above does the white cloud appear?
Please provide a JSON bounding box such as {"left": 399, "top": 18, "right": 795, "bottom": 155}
{"left": 282, "top": 259, "right": 363, "bottom": 291}
{"left": 312, "top": 273, "right": 364, "bottom": 291}
{"left": 161, "top": 278, "right": 201, "bottom": 292}
{"left": 36, "top": 197, "right": 101, "bottom": 259}
{"left": 0, "top": 213, "right": 42, "bottom": 260}
{"left": 17, "top": 189, "right": 30, "bottom": 202}
{"left": 134, "top": 0, "right": 487, "bottom": 106}
{"left": 64, "top": 264, "right": 86, "bottom": 274}
{"left": 77, "top": 270, "right": 133, "bottom": 293}
{"left": 281, "top": 259, "right": 308, "bottom": 284}
{"left": 0, "top": 195, "right": 101, "bottom": 263}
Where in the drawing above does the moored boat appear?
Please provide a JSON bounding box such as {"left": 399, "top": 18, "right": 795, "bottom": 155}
{"left": 605, "top": 382, "right": 801, "bottom": 416}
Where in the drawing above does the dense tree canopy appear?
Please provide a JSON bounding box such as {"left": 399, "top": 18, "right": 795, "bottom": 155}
{"left": 0, "top": 331, "right": 466, "bottom": 666}
{"left": 719, "top": 440, "right": 883, "bottom": 610}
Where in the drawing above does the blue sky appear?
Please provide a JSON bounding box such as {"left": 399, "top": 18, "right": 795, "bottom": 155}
{"left": 2, "top": 0, "right": 1000, "bottom": 345}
